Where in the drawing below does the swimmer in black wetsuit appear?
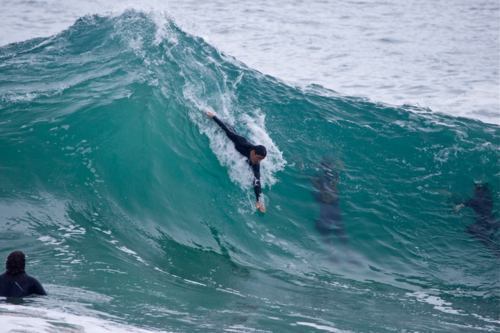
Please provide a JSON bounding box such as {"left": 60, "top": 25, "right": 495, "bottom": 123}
{"left": 0, "top": 251, "right": 46, "bottom": 298}
{"left": 313, "top": 160, "right": 346, "bottom": 243}
{"left": 455, "top": 183, "right": 500, "bottom": 257}
{"left": 206, "top": 111, "right": 267, "bottom": 213}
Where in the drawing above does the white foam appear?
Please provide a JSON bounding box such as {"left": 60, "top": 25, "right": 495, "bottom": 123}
{"left": 223, "top": 324, "right": 265, "bottom": 333}
{"left": 242, "top": 111, "right": 287, "bottom": 186}
{"left": 472, "top": 313, "right": 500, "bottom": 325}
{"left": 0, "top": 303, "right": 165, "bottom": 333}
{"left": 203, "top": 111, "right": 285, "bottom": 197}
{"left": 2, "top": 1, "right": 498, "bottom": 124}
{"left": 165, "top": 1, "right": 500, "bottom": 124}
{"left": 295, "top": 321, "right": 348, "bottom": 333}
{"left": 183, "top": 279, "right": 207, "bottom": 287}
{"left": 407, "top": 291, "right": 464, "bottom": 315}
{"left": 216, "top": 287, "right": 246, "bottom": 298}
{"left": 117, "top": 246, "right": 148, "bottom": 265}
{"left": 182, "top": 71, "right": 286, "bottom": 200}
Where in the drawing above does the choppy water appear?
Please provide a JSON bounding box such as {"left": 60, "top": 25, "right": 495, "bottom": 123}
{"left": 0, "top": 9, "right": 499, "bottom": 333}
{"left": 1, "top": 0, "right": 499, "bottom": 124}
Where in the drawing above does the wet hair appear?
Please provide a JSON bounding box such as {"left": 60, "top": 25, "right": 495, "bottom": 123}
{"left": 253, "top": 145, "right": 267, "bottom": 157}
{"left": 6, "top": 251, "right": 25, "bottom": 276}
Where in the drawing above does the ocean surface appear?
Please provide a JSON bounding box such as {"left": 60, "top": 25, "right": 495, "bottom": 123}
{"left": 1, "top": 0, "right": 499, "bottom": 124}
{"left": 0, "top": 4, "right": 499, "bottom": 333}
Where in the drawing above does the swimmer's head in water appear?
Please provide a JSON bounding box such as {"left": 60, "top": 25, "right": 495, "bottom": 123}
{"left": 474, "top": 182, "right": 491, "bottom": 196}
{"left": 6, "top": 251, "right": 25, "bottom": 275}
{"left": 474, "top": 182, "right": 489, "bottom": 190}
{"left": 250, "top": 145, "right": 267, "bottom": 164}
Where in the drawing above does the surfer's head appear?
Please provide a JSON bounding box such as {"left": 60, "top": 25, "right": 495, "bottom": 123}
{"left": 6, "top": 251, "right": 25, "bottom": 276}
{"left": 250, "top": 145, "right": 267, "bottom": 164}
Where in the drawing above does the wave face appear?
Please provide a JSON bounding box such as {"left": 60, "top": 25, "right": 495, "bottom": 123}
{"left": 0, "top": 11, "right": 499, "bottom": 332}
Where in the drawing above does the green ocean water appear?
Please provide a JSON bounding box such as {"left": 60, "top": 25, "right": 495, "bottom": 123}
{"left": 0, "top": 11, "right": 499, "bottom": 332}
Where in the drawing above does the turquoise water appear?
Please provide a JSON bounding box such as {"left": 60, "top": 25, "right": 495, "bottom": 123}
{"left": 0, "top": 12, "right": 499, "bottom": 332}
{"left": 2, "top": 0, "right": 500, "bottom": 124}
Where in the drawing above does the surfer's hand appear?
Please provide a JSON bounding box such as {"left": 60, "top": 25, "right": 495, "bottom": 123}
{"left": 256, "top": 201, "right": 266, "bottom": 213}
{"left": 206, "top": 110, "right": 215, "bottom": 118}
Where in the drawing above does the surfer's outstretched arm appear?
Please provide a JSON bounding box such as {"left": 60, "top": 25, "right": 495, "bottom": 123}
{"left": 251, "top": 164, "right": 262, "bottom": 201}
{"left": 253, "top": 181, "right": 262, "bottom": 202}
{"left": 251, "top": 165, "right": 266, "bottom": 212}
{"left": 213, "top": 117, "right": 239, "bottom": 142}
{"left": 206, "top": 111, "right": 242, "bottom": 144}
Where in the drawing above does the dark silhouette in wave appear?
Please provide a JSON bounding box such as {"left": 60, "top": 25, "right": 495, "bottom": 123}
{"left": 312, "top": 160, "right": 347, "bottom": 244}
{"left": 458, "top": 183, "right": 499, "bottom": 257}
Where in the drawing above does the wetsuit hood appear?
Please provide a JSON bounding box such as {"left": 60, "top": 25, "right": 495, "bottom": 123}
{"left": 6, "top": 251, "right": 25, "bottom": 276}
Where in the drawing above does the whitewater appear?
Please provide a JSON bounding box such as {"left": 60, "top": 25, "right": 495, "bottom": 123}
{"left": 0, "top": 3, "right": 499, "bottom": 333}
{"left": 1, "top": 0, "right": 499, "bottom": 124}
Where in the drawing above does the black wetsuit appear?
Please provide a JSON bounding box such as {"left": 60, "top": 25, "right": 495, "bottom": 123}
{"left": 313, "top": 165, "right": 346, "bottom": 242}
{"left": 212, "top": 116, "right": 262, "bottom": 201}
{"left": 462, "top": 185, "right": 500, "bottom": 256}
{"left": 0, "top": 272, "right": 46, "bottom": 298}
